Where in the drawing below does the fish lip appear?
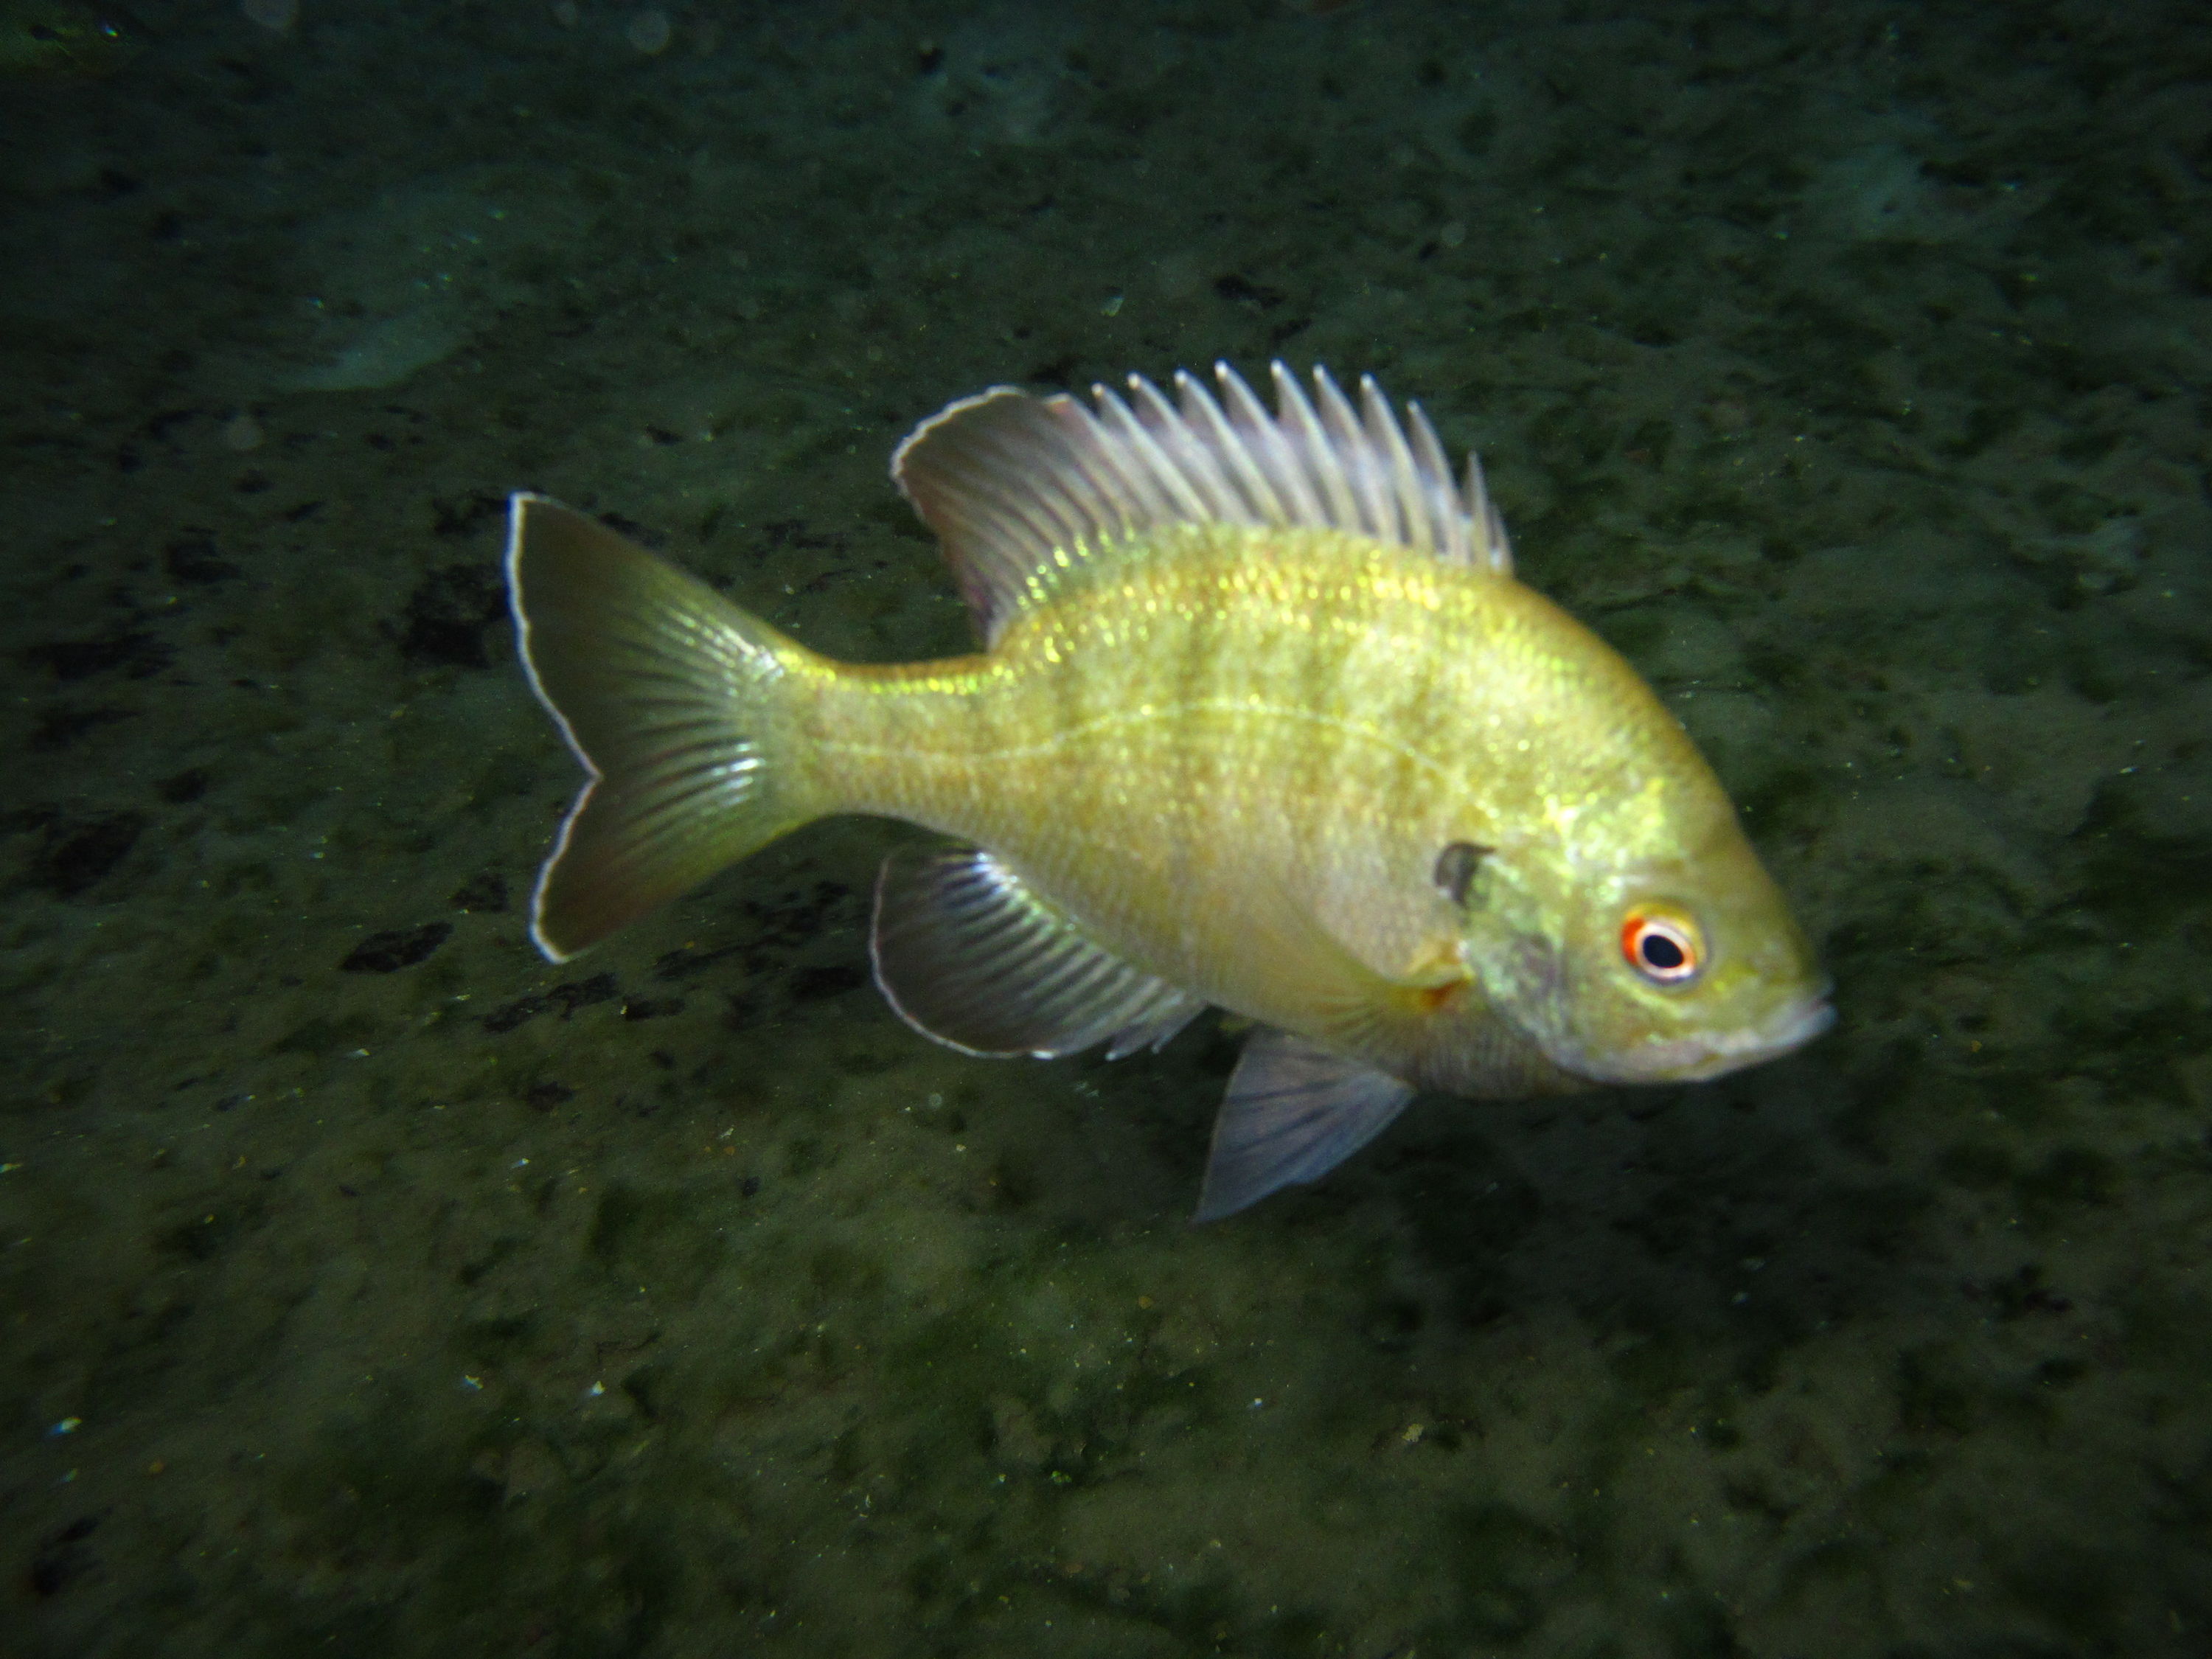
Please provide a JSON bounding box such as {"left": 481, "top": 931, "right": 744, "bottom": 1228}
{"left": 1575, "top": 983, "right": 1834, "bottom": 1085}
{"left": 1758, "top": 985, "right": 1837, "bottom": 1053}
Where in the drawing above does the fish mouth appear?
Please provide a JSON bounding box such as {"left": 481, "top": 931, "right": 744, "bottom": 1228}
{"left": 1579, "top": 984, "right": 1835, "bottom": 1085}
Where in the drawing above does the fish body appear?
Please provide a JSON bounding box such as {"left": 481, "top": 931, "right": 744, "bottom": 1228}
{"left": 508, "top": 363, "right": 1830, "bottom": 1217}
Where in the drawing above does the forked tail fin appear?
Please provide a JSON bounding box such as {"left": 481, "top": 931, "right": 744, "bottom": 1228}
{"left": 505, "top": 494, "right": 820, "bottom": 960}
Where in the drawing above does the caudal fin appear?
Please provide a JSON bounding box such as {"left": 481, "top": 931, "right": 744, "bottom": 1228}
{"left": 506, "top": 493, "right": 816, "bottom": 961}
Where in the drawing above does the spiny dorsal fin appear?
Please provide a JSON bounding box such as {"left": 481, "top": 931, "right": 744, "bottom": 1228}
{"left": 891, "top": 361, "right": 1512, "bottom": 645}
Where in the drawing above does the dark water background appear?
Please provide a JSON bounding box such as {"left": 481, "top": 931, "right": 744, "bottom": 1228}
{"left": 4, "top": 1, "right": 2209, "bottom": 1654}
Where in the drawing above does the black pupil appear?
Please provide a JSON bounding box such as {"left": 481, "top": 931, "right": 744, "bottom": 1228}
{"left": 1639, "top": 931, "right": 1686, "bottom": 971}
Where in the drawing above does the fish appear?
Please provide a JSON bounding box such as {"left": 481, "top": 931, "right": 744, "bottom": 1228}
{"left": 505, "top": 361, "right": 1832, "bottom": 1220}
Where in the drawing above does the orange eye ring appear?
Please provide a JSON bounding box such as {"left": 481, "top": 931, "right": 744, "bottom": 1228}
{"left": 1621, "top": 905, "right": 1703, "bottom": 985}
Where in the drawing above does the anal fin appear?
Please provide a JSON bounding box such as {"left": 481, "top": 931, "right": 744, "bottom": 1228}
{"left": 1194, "top": 1028, "right": 1416, "bottom": 1222}
{"left": 870, "top": 844, "right": 1203, "bottom": 1060}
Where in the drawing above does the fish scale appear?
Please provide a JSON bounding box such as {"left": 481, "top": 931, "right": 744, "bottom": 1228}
{"left": 807, "top": 535, "right": 1451, "bottom": 971}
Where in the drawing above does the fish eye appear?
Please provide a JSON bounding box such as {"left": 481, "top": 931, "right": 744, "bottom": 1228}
{"left": 1620, "top": 903, "right": 1703, "bottom": 986}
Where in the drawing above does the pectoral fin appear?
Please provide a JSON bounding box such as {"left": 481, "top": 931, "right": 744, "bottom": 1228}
{"left": 1194, "top": 1028, "right": 1416, "bottom": 1222}
{"left": 1224, "top": 861, "right": 1471, "bottom": 1064}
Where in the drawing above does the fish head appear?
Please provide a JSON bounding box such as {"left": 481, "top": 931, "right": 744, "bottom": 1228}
{"left": 1450, "top": 792, "right": 1831, "bottom": 1088}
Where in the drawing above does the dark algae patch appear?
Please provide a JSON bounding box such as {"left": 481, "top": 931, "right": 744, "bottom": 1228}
{"left": 338, "top": 922, "right": 453, "bottom": 974}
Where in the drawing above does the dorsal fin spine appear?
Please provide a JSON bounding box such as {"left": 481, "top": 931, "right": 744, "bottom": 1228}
{"left": 1175, "top": 366, "right": 1283, "bottom": 523}
{"left": 1248, "top": 364, "right": 1332, "bottom": 526}
{"left": 1222, "top": 363, "right": 1325, "bottom": 527}
{"left": 1466, "top": 451, "right": 1512, "bottom": 573}
{"left": 1405, "top": 400, "right": 1467, "bottom": 565}
{"left": 1093, "top": 384, "right": 1209, "bottom": 525}
{"left": 1129, "top": 373, "right": 1240, "bottom": 521}
{"left": 1360, "top": 372, "right": 1426, "bottom": 553}
{"left": 1273, "top": 364, "right": 1363, "bottom": 533}
{"left": 1311, "top": 366, "right": 1391, "bottom": 541}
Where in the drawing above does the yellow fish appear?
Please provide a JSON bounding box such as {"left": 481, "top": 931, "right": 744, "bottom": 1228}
{"left": 507, "top": 363, "right": 1831, "bottom": 1219}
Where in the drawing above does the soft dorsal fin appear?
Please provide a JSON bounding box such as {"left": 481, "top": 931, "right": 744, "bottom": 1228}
{"left": 891, "top": 361, "right": 1512, "bottom": 644}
